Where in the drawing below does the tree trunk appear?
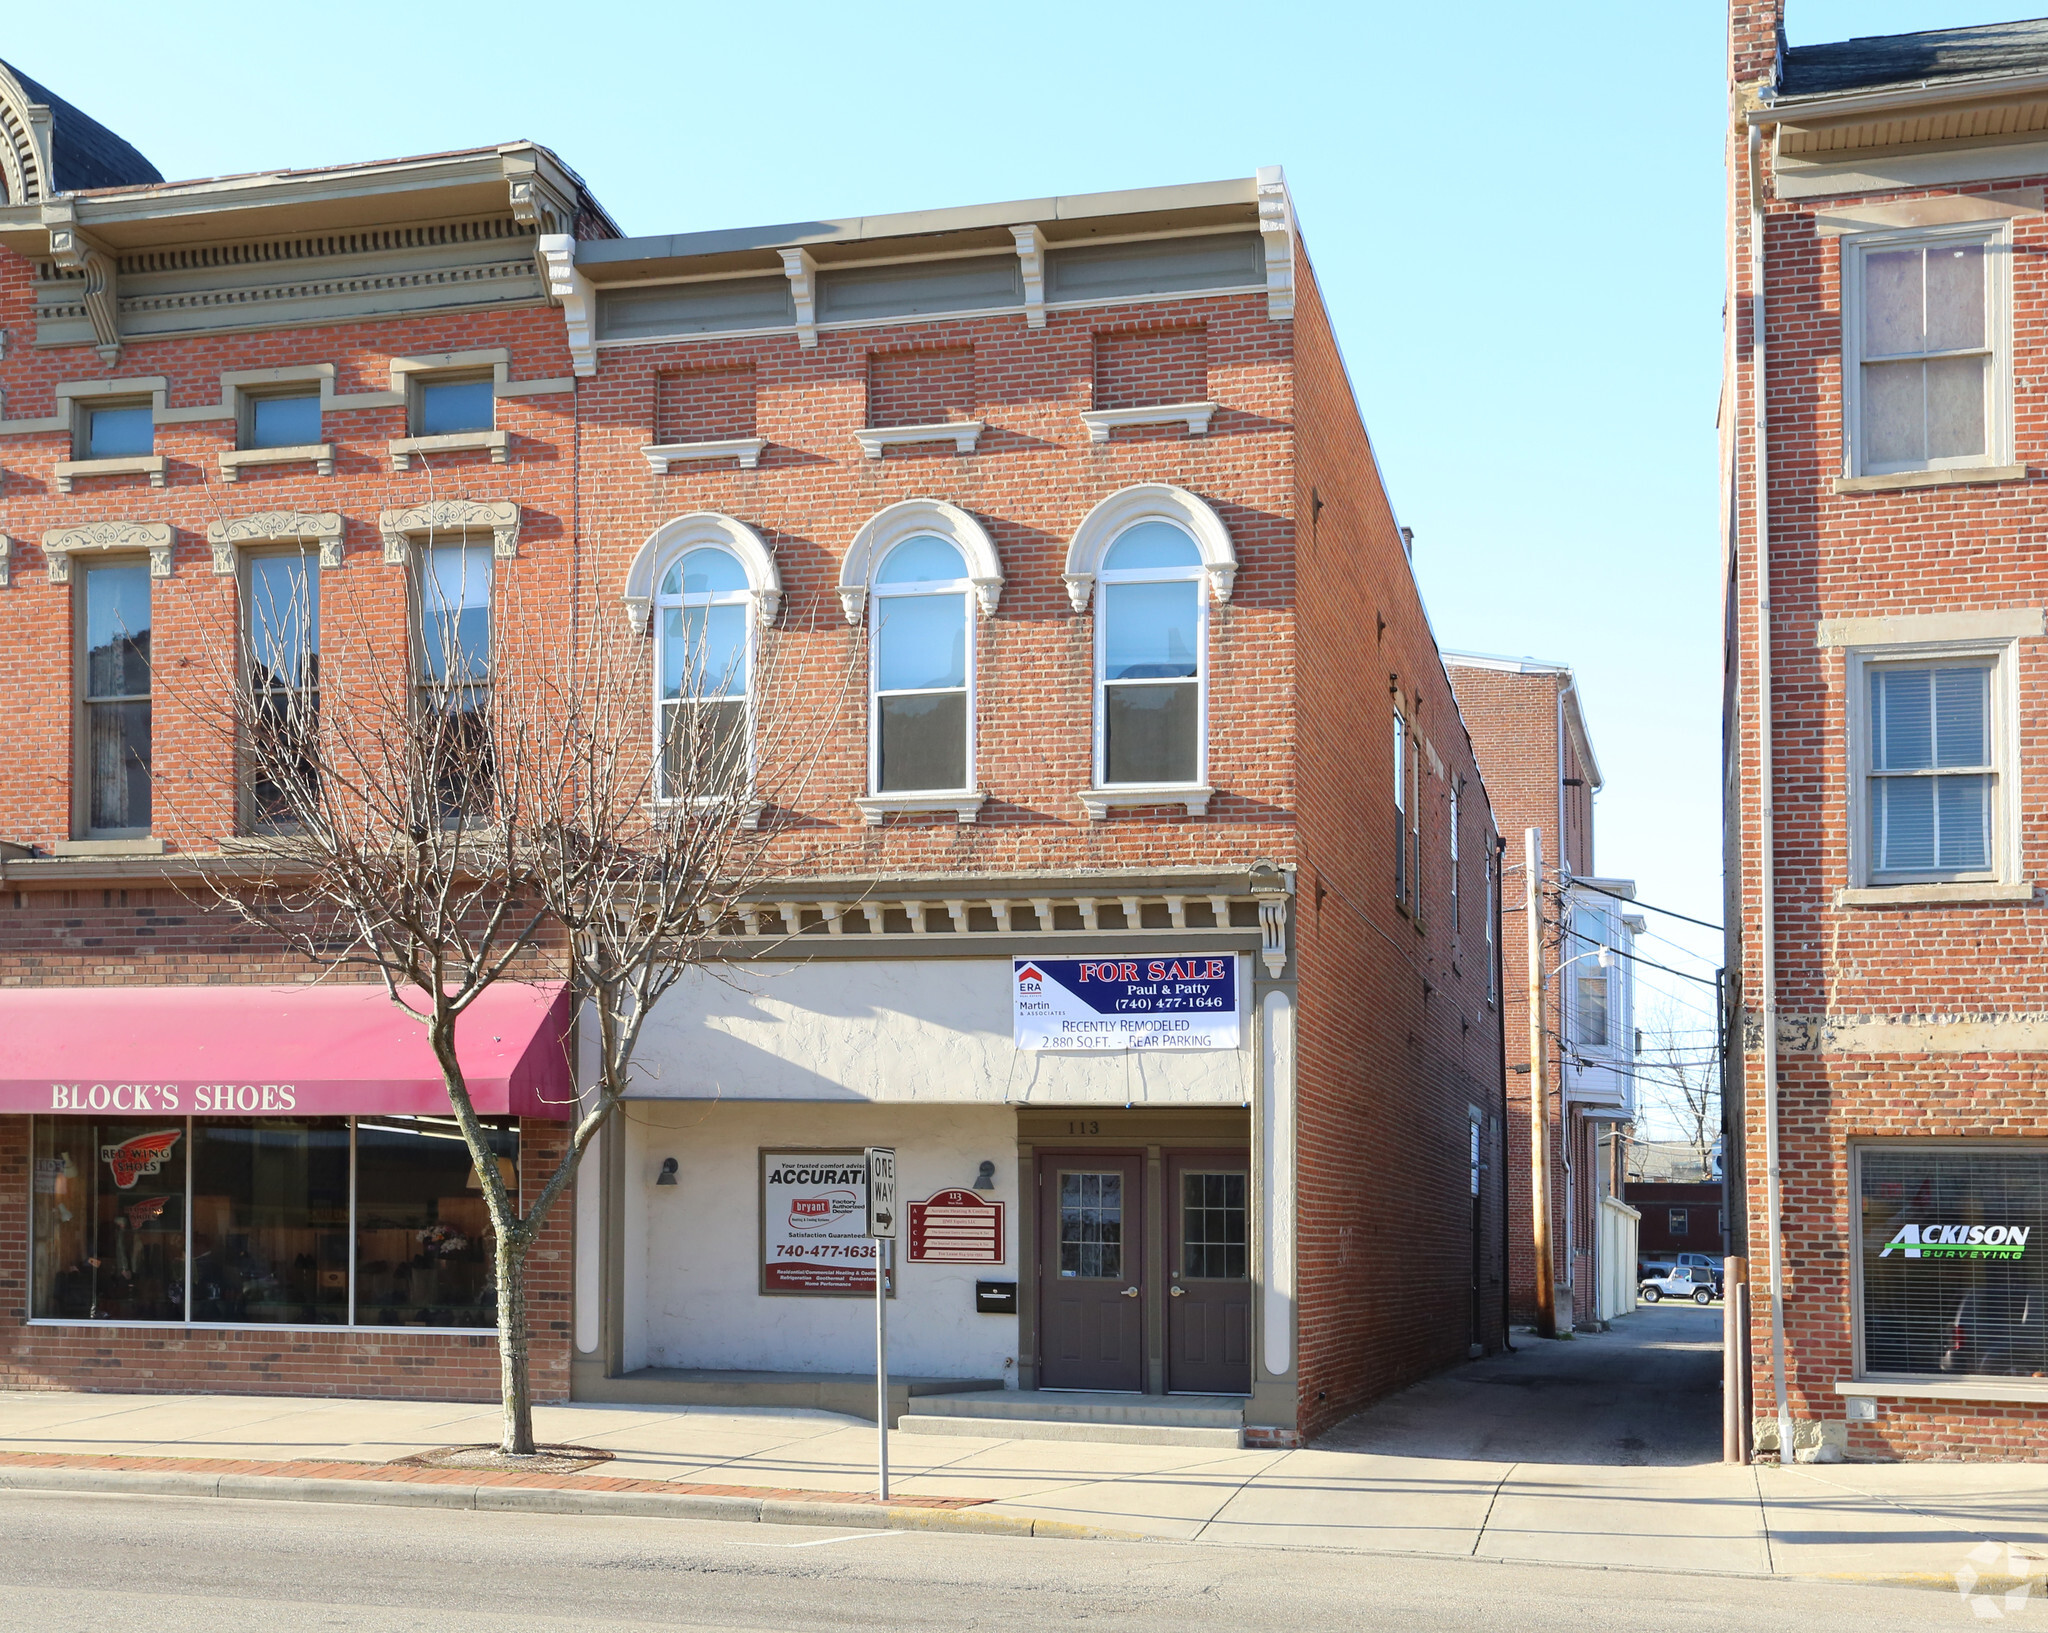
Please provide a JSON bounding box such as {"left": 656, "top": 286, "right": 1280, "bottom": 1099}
{"left": 496, "top": 1232, "right": 535, "bottom": 1455}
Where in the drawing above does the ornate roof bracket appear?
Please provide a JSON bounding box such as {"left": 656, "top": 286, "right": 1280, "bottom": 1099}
{"left": 1256, "top": 165, "right": 1295, "bottom": 323}
{"left": 780, "top": 248, "right": 818, "bottom": 349}
{"left": 44, "top": 210, "right": 119, "bottom": 364}
{"left": 537, "top": 233, "right": 597, "bottom": 379}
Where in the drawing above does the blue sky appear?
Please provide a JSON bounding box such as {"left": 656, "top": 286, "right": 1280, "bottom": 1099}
{"left": 7, "top": 1, "right": 2023, "bottom": 1059}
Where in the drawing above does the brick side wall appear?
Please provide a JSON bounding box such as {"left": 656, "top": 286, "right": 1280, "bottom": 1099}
{"left": 658, "top": 365, "right": 758, "bottom": 443}
{"left": 1093, "top": 325, "right": 1208, "bottom": 411}
{"left": 1290, "top": 249, "right": 1507, "bottom": 1441}
{"left": 1727, "top": 0, "right": 2048, "bottom": 1459}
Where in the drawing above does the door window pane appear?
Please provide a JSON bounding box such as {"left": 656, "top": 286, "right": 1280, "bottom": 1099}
{"left": 354, "top": 1115, "right": 515, "bottom": 1328}
{"left": 190, "top": 1119, "right": 350, "bottom": 1325}
{"left": 1058, "top": 1171, "right": 1124, "bottom": 1279}
{"left": 1181, "top": 1171, "right": 1247, "bottom": 1280}
{"left": 32, "top": 1118, "right": 186, "bottom": 1321}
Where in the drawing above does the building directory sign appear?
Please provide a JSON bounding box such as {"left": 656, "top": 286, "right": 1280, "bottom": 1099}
{"left": 760, "top": 1150, "right": 888, "bottom": 1296}
{"left": 1012, "top": 956, "right": 1239, "bottom": 1051}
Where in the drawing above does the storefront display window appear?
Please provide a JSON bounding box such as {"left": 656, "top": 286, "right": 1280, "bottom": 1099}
{"left": 29, "top": 1115, "right": 517, "bottom": 1329}
{"left": 1858, "top": 1144, "right": 2048, "bottom": 1378}
{"left": 31, "top": 1119, "right": 187, "bottom": 1322}
{"left": 356, "top": 1115, "right": 513, "bottom": 1327}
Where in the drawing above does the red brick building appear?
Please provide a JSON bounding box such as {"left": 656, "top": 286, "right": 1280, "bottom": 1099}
{"left": 1447, "top": 655, "right": 1640, "bottom": 1331}
{"left": 1728, "top": 5, "right": 2048, "bottom": 1460}
{"left": 0, "top": 59, "right": 1505, "bottom": 1445}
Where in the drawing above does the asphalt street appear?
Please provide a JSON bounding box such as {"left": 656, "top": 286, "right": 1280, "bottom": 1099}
{"left": 0, "top": 1488, "right": 1968, "bottom": 1632}
{"left": 1318, "top": 1302, "right": 1726, "bottom": 1465}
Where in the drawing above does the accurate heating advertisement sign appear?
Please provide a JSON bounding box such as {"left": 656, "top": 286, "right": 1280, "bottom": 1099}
{"left": 760, "top": 1152, "right": 882, "bottom": 1294}
{"left": 1012, "top": 956, "right": 1239, "bottom": 1051}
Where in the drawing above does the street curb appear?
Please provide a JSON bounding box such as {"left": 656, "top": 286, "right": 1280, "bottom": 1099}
{"left": 0, "top": 1464, "right": 1149, "bottom": 1541}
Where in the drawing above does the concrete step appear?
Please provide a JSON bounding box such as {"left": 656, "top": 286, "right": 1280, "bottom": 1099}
{"left": 898, "top": 1412, "right": 1243, "bottom": 1448}
{"left": 913, "top": 1389, "right": 1246, "bottom": 1427}
{"left": 571, "top": 1366, "right": 1002, "bottom": 1425}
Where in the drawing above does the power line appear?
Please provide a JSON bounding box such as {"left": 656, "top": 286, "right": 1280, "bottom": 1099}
{"left": 1561, "top": 924, "right": 1722, "bottom": 990}
{"left": 1565, "top": 873, "right": 1723, "bottom": 934}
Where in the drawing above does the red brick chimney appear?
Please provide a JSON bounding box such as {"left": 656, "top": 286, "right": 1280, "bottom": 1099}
{"left": 1729, "top": 0, "right": 1784, "bottom": 101}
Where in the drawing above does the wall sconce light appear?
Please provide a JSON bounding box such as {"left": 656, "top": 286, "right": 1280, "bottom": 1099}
{"left": 972, "top": 1160, "right": 996, "bottom": 1191}
{"left": 656, "top": 1157, "right": 679, "bottom": 1186}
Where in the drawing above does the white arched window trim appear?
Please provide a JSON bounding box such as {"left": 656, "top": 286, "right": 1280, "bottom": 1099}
{"left": 1062, "top": 483, "right": 1236, "bottom": 613}
{"left": 838, "top": 498, "right": 1003, "bottom": 624}
{"left": 622, "top": 512, "right": 780, "bottom": 634}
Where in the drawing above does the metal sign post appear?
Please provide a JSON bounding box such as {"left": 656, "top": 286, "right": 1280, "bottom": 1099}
{"left": 865, "top": 1146, "right": 897, "bottom": 1500}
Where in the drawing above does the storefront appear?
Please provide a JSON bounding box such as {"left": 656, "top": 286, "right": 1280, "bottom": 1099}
{"left": 578, "top": 937, "right": 1295, "bottom": 1433}
{"left": 1, "top": 982, "right": 573, "bottom": 1397}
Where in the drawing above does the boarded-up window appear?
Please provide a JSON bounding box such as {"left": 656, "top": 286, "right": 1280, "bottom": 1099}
{"left": 1093, "top": 326, "right": 1208, "bottom": 411}
{"left": 658, "top": 366, "right": 757, "bottom": 444}
{"left": 866, "top": 347, "right": 975, "bottom": 429}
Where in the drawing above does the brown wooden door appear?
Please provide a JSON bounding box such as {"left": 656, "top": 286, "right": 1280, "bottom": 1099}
{"left": 1037, "top": 1152, "right": 1144, "bottom": 1391}
{"left": 1166, "top": 1150, "right": 1252, "bottom": 1395}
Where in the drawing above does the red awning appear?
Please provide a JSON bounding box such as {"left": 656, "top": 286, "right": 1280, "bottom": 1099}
{"left": 0, "top": 982, "right": 574, "bottom": 1119}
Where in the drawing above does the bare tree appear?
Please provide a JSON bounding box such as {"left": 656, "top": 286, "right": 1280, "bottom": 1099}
{"left": 1628, "top": 991, "right": 1720, "bottom": 1181}
{"left": 159, "top": 517, "right": 833, "bottom": 1454}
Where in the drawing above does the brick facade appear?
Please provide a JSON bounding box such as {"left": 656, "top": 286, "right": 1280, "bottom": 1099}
{"left": 1727, "top": 2, "right": 2048, "bottom": 1460}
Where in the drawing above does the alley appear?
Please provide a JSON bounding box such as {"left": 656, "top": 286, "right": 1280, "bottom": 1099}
{"left": 1318, "top": 1304, "right": 1724, "bottom": 1466}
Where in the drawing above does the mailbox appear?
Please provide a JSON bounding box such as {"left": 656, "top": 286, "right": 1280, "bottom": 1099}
{"left": 975, "top": 1280, "right": 1017, "bottom": 1315}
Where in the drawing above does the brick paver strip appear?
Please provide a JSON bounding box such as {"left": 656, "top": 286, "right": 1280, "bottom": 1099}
{"left": 0, "top": 1450, "right": 986, "bottom": 1509}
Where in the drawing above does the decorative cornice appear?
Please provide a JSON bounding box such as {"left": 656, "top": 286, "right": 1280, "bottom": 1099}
{"left": 537, "top": 233, "right": 597, "bottom": 379}
{"left": 1256, "top": 165, "right": 1295, "bottom": 323}
{"left": 780, "top": 248, "right": 818, "bottom": 349}
{"left": 378, "top": 498, "right": 520, "bottom": 562}
{"left": 42, "top": 520, "right": 174, "bottom": 582}
{"left": 206, "top": 511, "right": 345, "bottom": 573}
{"left": 1011, "top": 224, "right": 1047, "bottom": 329}
{"left": 1080, "top": 401, "right": 1217, "bottom": 444}
{"left": 640, "top": 437, "right": 767, "bottom": 474}
{"left": 853, "top": 420, "right": 983, "bottom": 460}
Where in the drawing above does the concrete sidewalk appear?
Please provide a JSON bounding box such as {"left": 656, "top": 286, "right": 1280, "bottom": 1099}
{"left": 3, "top": 1316, "right": 2045, "bottom": 1588}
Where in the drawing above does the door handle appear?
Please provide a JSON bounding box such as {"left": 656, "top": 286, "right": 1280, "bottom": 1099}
{"left": 1169, "top": 1286, "right": 1186, "bottom": 1298}
{"left": 1119, "top": 1286, "right": 1140, "bottom": 1298}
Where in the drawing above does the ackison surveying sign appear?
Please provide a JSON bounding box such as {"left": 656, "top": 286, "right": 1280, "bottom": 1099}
{"left": 1012, "top": 956, "right": 1239, "bottom": 1050}
{"left": 1879, "top": 1223, "right": 2033, "bottom": 1260}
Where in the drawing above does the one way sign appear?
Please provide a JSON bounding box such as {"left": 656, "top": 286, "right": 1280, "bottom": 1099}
{"left": 864, "top": 1147, "right": 897, "bottom": 1239}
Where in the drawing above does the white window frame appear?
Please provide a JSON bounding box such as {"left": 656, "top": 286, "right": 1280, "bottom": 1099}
{"left": 651, "top": 540, "right": 756, "bottom": 805}
{"left": 1449, "top": 777, "right": 1462, "bottom": 940}
{"left": 868, "top": 539, "right": 978, "bottom": 803}
{"left": 1092, "top": 519, "right": 1209, "bottom": 795}
{"left": 1844, "top": 638, "right": 2019, "bottom": 889}
{"left": 1567, "top": 897, "right": 1616, "bottom": 1056}
{"left": 1842, "top": 221, "right": 2012, "bottom": 479}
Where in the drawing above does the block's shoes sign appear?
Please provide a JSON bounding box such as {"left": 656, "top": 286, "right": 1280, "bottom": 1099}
{"left": 1012, "top": 956, "right": 1239, "bottom": 1051}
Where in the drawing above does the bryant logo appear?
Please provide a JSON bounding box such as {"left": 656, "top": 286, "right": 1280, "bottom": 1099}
{"left": 102, "top": 1129, "right": 182, "bottom": 1191}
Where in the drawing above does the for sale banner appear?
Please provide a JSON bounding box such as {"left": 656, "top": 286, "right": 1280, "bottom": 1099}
{"left": 1012, "top": 956, "right": 1239, "bottom": 1051}
{"left": 761, "top": 1151, "right": 888, "bottom": 1295}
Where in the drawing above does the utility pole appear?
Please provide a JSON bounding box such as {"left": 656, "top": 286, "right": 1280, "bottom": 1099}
{"left": 1526, "top": 826, "right": 1557, "bottom": 1339}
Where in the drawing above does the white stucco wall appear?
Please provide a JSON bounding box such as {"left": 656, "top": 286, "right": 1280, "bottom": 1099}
{"left": 625, "top": 1100, "right": 1023, "bottom": 1381}
{"left": 625, "top": 957, "right": 1251, "bottom": 1105}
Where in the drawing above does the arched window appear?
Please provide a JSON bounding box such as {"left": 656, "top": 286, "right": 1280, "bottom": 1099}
{"left": 655, "top": 545, "right": 751, "bottom": 797}
{"left": 1097, "top": 520, "right": 1204, "bottom": 789}
{"left": 871, "top": 535, "right": 972, "bottom": 795}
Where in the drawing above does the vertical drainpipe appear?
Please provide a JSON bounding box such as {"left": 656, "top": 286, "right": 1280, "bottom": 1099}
{"left": 1749, "top": 118, "right": 1795, "bottom": 1465}
{"left": 1555, "top": 682, "right": 1575, "bottom": 1314}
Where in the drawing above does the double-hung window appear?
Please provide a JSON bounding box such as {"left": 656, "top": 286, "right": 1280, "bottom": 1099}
{"left": 1449, "top": 778, "right": 1462, "bottom": 938}
{"left": 80, "top": 561, "right": 152, "bottom": 836}
{"left": 1097, "top": 522, "right": 1205, "bottom": 788}
{"left": 1392, "top": 711, "right": 1408, "bottom": 905}
{"left": 657, "top": 546, "right": 751, "bottom": 798}
{"left": 80, "top": 400, "right": 154, "bottom": 461}
{"left": 243, "top": 389, "right": 322, "bottom": 451}
{"left": 1847, "top": 226, "right": 2009, "bottom": 477}
{"left": 1855, "top": 652, "right": 2008, "bottom": 885}
{"left": 1572, "top": 903, "right": 1612, "bottom": 1050}
{"left": 871, "top": 536, "right": 971, "bottom": 794}
{"left": 243, "top": 549, "right": 321, "bottom": 829}
{"left": 417, "top": 543, "right": 494, "bottom": 821}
